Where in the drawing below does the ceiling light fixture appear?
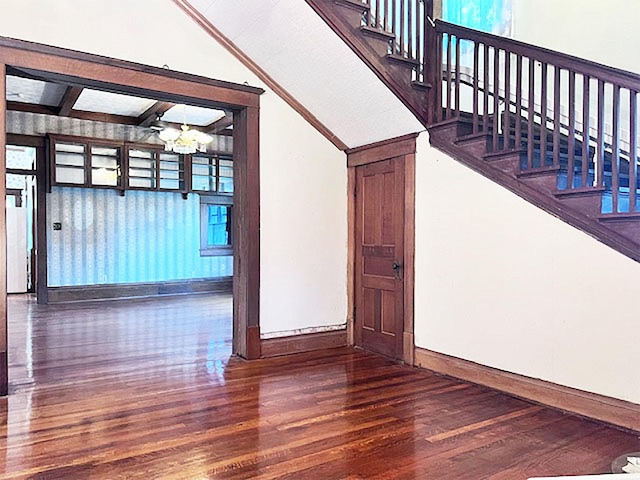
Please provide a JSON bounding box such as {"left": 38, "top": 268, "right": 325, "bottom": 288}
{"left": 157, "top": 105, "right": 213, "bottom": 155}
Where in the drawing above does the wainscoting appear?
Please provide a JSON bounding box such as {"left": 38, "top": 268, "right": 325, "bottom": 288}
{"left": 47, "top": 277, "right": 232, "bottom": 303}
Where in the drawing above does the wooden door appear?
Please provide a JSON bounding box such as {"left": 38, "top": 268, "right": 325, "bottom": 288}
{"left": 355, "top": 157, "right": 404, "bottom": 359}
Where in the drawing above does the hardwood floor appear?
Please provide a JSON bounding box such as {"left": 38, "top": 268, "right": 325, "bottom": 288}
{"left": 1, "top": 293, "right": 638, "bottom": 479}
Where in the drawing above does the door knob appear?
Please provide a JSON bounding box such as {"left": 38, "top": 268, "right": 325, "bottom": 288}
{"left": 392, "top": 261, "right": 402, "bottom": 279}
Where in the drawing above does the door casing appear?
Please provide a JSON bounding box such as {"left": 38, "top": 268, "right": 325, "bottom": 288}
{"left": 346, "top": 133, "right": 417, "bottom": 364}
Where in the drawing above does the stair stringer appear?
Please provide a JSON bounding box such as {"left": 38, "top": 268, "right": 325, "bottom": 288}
{"left": 305, "top": 0, "right": 431, "bottom": 122}
{"left": 429, "top": 124, "right": 640, "bottom": 263}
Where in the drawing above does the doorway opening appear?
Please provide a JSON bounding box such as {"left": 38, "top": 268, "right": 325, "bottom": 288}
{"left": 0, "top": 37, "right": 262, "bottom": 395}
{"left": 6, "top": 145, "right": 37, "bottom": 294}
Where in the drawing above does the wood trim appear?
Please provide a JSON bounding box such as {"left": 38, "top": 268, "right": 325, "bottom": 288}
{"left": 46, "top": 278, "right": 232, "bottom": 303}
{"left": 171, "top": 0, "right": 348, "bottom": 151}
{"left": 347, "top": 133, "right": 419, "bottom": 167}
{"left": 414, "top": 347, "right": 640, "bottom": 433}
{"left": 346, "top": 167, "right": 356, "bottom": 346}
{"left": 402, "top": 151, "right": 416, "bottom": 365}
{"left": 0, "top": 64, "right": 7, "bottom": 395}
{"left": 261, "top": 330, "right": 347, "bottom": 357}
{"left": 233, "top": 106, "right": 261, "bottom": 360}
{"left": 0, "top": 44, "right": 261, "bottom": 110}
{"left": 1, "top": 38, "right": 264, "bottom": 96}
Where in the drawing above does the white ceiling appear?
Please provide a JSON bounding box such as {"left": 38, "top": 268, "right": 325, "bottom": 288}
{"left": 188, "top": 0, "right": 424, "bottom": 149}
{"left": 73, "top": 89, "right": 158, "bottom": 117}
{"left": 5, "top": 76, "right": 229, "bottom": 126}
{"left": 6, "top": 76, "right": 66, "bottom": 106}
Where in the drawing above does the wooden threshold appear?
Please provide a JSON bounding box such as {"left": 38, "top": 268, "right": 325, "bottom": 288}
{"left": 414, "top": 347, "right": 640, "bottom": 433}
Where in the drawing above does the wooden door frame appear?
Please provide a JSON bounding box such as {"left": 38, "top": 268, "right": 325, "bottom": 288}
{"left": 0, "top": 37, "right": 264, "bottom": 395}
{"left": 346, "top": 133, "right": 417, "bottom": 364}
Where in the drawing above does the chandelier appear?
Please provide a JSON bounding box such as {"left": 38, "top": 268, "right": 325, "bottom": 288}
{"left": 158, "top": 124, "right": 213, "bottom": 154}
{"left": 155, "top": 105, "right": 213, "bottom": 154}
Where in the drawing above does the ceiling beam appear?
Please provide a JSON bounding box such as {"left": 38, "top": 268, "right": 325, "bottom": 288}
{"left": 58, "top": 86, "right": 84, "bottom": 116}
{"left": 7, "top": 101, "right": 139, "bottom": 126}
{"left": 137, "top": 101, "right": 175, "bottom": 127}
{"left": 6, "top": 101, "right": 58, "bottom": 116}
{"left": 205, "top": 115, "right": 233, "bottom": 134}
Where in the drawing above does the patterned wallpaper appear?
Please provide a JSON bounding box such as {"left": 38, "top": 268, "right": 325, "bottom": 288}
{"left": 6, "top": 110, "right": 234, "bottom": 287}
{"left": 6, "top": 111, "right": 234, "bottom": 153}
{"left": 47, "top": 187, "right": 232, "bottom": 287}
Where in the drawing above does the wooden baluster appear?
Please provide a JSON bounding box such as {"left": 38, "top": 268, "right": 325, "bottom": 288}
{"left": 504, "top": 51, "right": 511, "bottom": 150}
{"left": 484, "top": 43, "right": 489, "bottom": 133}
{"left": 567, "top": 71, "right": 576, "bottom": 190}
{"left": 391, "top": 0, "right": 397, "bottom": 51}
{"left": 446, "top": 34, "right": 452, "bottom": 119}
{"left": 596, "top": 79, "right": 605, "bottom": 188}
{"left": 455, "top": 36, "right": 461, "bottom": 116}
{"left": 582, "top": 75, "right": 590, "bottom": 188}
{"left": 540, "top": 63, "right": 548, "bottom": 168}
{"left": 399, "top": 0, "right": 405, "bottom": 55}
{"left": 371, "top": 0, "right": 376, "bottom": 27}
{"left": 630, "top": 90, "right": 637, "bottom": 213}
{"left": 612, "top": 85, "right": 620, "bottom": 212}
{"left": 382, "top": 0, "right": 388, "bottom": 31}
{"left": 423, "top": 4, "right": 429, "bottom": 87}
{"left": 493, "top": 48, "right": 500, "bottom": 152}
{"left": 415, "top": 0, "right": 421, "bottom": 80}
{"left": 528, "top": 58, "right": 535, "bottom": 169}
{"left": 472, "top": 42, "right": 479, "bottom": 133}
{"left": 435, "top": 31, "right": 443, "bottom": 123}
{"left": 553, "top": 66, "right": 561, "bottom": 169}
{"left": 515, "top": 54, "right": 523, "bottom": 151}
{"left": 408, "top": 0, "right": 413, "bottom": 60}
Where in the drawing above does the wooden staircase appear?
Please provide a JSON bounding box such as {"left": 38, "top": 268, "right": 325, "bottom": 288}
{"left": 306, "top": 0, "right": 640, "bottom": 262}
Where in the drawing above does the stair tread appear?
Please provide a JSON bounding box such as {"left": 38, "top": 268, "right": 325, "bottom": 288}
{"left": 360, "top": 25, "right": 396, "bottom": 40}
{"left": 386, "top": 54, "right": 420, "bottom": 66}
{"left": 334, "top": 0, "right": 369, "bottom": 12}
{"left": 411, "top": 81, "right": 433, "bottom": 90}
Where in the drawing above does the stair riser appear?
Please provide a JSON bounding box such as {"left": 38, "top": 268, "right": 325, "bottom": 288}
{"left": 518, "top": 174, "right": 559, "bottom": 195}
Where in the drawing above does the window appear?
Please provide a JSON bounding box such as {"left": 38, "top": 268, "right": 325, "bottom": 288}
{"left": 192, "top": 153, "right": 234, "bottom": 193}
{"left": 441, "top": 0, "right": 512, "bottom": 37}
{"left": 200, "top": 194, "right": 233, "bottom": 256}
{"left": 50, "top": 135, "right": 123, "bottom": 189}
{"left": 48, "top": 135, "right": 229, "bottom": 198}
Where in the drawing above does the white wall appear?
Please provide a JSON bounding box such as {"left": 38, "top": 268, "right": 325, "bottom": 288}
{"left": 415, "top": 132, "right": 640, "bottom": 404}
{"left": 0, "top": 0, "right": 348, "bottom": 336}
{"left": 512, "top": 0, "right": 640, "bottom": 74}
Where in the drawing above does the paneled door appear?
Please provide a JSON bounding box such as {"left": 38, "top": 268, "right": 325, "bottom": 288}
{"left": 355, "top": 157, "right": 405, "bottom": 359}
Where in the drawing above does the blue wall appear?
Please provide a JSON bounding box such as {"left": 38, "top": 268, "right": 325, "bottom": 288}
{"left": 47, "top": 187, "right": 232, "bottom": 287}
{"left": 443, "top": 0, "right": 512, "bottom": 36}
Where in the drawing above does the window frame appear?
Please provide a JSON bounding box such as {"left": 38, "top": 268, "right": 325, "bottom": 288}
{"left": 199, "top": 193, "right": 234, "bottom": 257}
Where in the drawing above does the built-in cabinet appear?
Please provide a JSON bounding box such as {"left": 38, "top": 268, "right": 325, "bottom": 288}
{"left": 49, "top": 134, "right": 232, "bottom": 197}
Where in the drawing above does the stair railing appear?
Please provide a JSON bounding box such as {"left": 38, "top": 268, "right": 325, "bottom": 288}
{"left": 430, "top": 20, "right": 640, "bottom": 215}
{"left": 363, "top": 0, "right": 431, "bottom": 83}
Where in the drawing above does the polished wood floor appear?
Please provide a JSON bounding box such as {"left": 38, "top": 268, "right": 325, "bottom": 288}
{"left": 1, "top": 293, "right": 638, "bottom": 479}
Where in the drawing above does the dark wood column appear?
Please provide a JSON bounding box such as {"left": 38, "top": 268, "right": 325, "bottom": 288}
{"left": 233, "top": 106, "right": 261, "bottom": 359}
{"left": 0, "top": 63, "right": 8, "bottom": 395}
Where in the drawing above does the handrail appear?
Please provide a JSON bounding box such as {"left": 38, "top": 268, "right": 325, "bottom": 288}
{"left": 431, "top": 19, "right": 640, "bottom": 214}
{"left": 435, "top": 20, "right": 640, "bottom": 91}
{"left": 357, "top": 1, "right": 640, "bottom": 214}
